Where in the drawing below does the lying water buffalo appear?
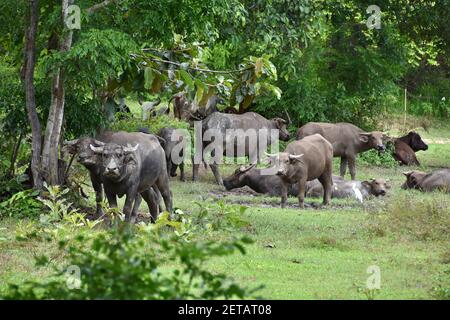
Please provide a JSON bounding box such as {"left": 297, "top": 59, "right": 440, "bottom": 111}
{"left": 306, "top": 177, "right": 390, "bottom": 201}
{"left": 296, "top": 122, "right": 386, "bottom": 180}
{"left": 223, "top": 164, "right": 292, "bottom": 196}
{"left": 194, "top": 112, "right": 290, "bottom": 185}
{"left": 268, "top": 134, "right": 333, "bottom": 208}
{"left": 393, "top": 131, "right": 428, "bottom": 166}
{"left": 88, "top": 132, "right": 173, "bottom": 222}
{"left": 158, "top": 127, "right": 186, "bottom": 181}
{"left": 402, "top": 169, "right": 450, "bottom": 193}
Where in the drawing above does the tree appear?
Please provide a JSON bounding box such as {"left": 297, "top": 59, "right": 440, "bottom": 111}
{"left": 24, "top": 0, "right": 43, "bottom": 189}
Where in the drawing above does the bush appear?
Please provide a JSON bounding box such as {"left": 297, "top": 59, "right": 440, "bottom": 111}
{"left": 2, "top": 222, "right": 257, "bottom": 300}
{"left": 110, "top": 114, "right": 190, "bottom": 135}
{"left": 358, "top": 142, "right": 397, "bottom": 168}
{"left": 0, "top": 189, "right": 42, "bottom": 219}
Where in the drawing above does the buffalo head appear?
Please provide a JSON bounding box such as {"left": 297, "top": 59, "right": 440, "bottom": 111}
{"left": 271, "top": 118, "right": 290, "bottom": 141}
{"left": 266, "top": 152, "right": 304, "bottom": 178}
{"left": 401, "top": 170, "right": 426, "bottom": 190}
{"left": 406, "top": 131, "right": 428, "bottom": 152}
{"left": 359, "top": 131, "right": 385, "bottom": 152}
{"left": 362, "top": 178, "right": 390, "bottom": 196}
{"left": 63, "top": 138, "right": 105, "bottom": 167}
{"left": 90, "top": 143, "right": 139, "bottom": 181}
{"left": 223, "top": 164, "right": 256, "bottom": 190}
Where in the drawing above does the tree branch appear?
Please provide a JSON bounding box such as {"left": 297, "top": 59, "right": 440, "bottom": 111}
{"left": 86, "top": 0, "right": 117, "bottom": 15}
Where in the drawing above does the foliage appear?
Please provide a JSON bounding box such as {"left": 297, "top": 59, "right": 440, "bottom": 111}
{"left": 0, "top": 189, "right": 42, "bottom": 219}
{"left": 3, "top": 221, "right": 256, "bottom": 300}
{"left": 367, "top": 194, "right": 450, "bottom": 242}
{"left": 432, "top": 268, "right": 450, "bottom": 300}
{"left": 110, "top": 113, "right": 190, "bottom": 135}
{"left": 358, "top": 142, "right": 398, "bottom": 167}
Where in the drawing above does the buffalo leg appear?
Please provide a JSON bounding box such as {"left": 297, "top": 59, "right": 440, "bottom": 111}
{"left": 105, "top": 191, "right": 118, "bottom": 210}
{"left": 210, "top": 163, "right": 223, "bottom": 185}
{"left": 130, "top": 194, "right": 143, "bottom": 223}
{"left": 123, "top": 188, "right": 138, "bottom": 222}
{"left": 340, "top": 156, "right": 348, "bottom": 178}
{"left": 280, "top": 183, "right": 288, "bottom": 208}
{"left": 297, "top": 178, "right": 307, "bottom": 209}
{"left": 156, "top": 174, "right": 173, "bottom": 213}
{"left": 141, "top": 188, "right": 159, "bottom": 223}
{"left": 318, "top": 174, "right": 332, "bottom": 206}
{"left": 179, "top": 161, "right": 185, "bottom": 181}
{"left": 90, "top": 172, "right": 104, "bottom": 218}
{"left": 348, "top": 156, "right": 356, "bottom": 180}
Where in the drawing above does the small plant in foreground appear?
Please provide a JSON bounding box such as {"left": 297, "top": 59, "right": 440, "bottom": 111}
{"left": 2, "top": 221, "right": 257, "bottom": 300}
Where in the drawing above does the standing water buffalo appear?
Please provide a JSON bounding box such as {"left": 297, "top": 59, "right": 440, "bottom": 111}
{"left": 194, "top": 112, "right": 290, "bottom": 185}
{"left": 88, "top": 132, "right": 173, "bottom": 223}
{"left": 393, "top": 131, "right": 428, "bottom": 166}
{"left": 306, "top": 177, "right": 390, "bottom": 201}
{"left": 158, "top": 127, "right": 186, "bottom": 181}
{"left": 64, "top": 132, "right": 167, "bottom": 219}
{"left": 268, "top": 134, "right": 333, "bottom": 208}
{"left": 402, "top": 169, "right": 450, "bottom": 193}
{"left": 296, "top": 122, "right": 386, "bottom": 180}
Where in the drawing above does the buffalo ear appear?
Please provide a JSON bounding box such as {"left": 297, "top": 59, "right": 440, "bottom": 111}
{"left": 359, "top": 133, "right": 370, "bottom": 143}
{"left": 403, "top": 171, "right": 413, "bottom": 177}
{"left": 361, "top": 181, "right": 372, "bottom": 189}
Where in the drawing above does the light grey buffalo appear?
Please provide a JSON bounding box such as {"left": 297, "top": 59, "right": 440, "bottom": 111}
{"left": 296, "top": 122, "right": 386, "bottom": 180}
{"left": 268, "top": 134, "right": 333, "bottom": 208}
{"left": 194, "top": 112, "right": 290, "bottom": 185}
{"left": 402, "top": 169, "right": 450, "bottom": 193}
{"left": 306, "top": 177, "right": 390, "bottom": 201}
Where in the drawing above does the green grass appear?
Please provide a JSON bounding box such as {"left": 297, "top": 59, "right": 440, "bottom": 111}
{"left": 0, "top": 119, "right": 449, "bottom": 299}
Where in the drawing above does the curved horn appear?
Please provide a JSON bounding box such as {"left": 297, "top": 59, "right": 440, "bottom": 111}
{"left": 64, "top": 139, "right": 79, "bottom": 146}
{"left": 403, "top": 171, "right": 413, "bottom": 177}
{"left": 124, "top": 144, "right": 139, "bottom": 153}
{"left": 239, "top": 163, "right": 256, "bottom": 173}
{"left": 90, "top": 144, "right": 104, "bottom": 154}
{"left": 289, "top": 154, "right": 304, "bottom": 160}
{"left": 154, "top": 135, "right": 167, "bottom": 145}
{"left": 265, "top": 152, "right": 279, "bottom": 158}
{"left": 92, "top": 139, "right": 105, "bottom": 146}
{"left": 284, "top": 109, "right": 292, "bottom": 125}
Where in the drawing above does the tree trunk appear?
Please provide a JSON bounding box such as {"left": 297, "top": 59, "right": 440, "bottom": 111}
{"left": 41, "top": 0, "right": 74, "bottom": 185}
{"left": 24, "top": 0, "right": 43, "bottom": 190}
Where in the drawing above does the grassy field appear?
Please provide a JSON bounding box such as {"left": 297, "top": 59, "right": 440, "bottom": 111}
{"left": 0, "top": 119, "right": 449, "bottom": 299}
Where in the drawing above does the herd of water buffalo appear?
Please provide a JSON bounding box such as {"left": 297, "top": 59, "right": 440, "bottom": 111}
{"left": 63, "top": 106, "right": 450, "bottom": 223}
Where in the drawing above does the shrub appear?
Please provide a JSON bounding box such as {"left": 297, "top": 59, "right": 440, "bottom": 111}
{"left": 110, "top": 114, "right": 190, "bottom": 135}
{"left": 358, "top": 142, "right": 397, "bottom": 168}
{"left": 2, "top": 222, "right": 257, "bottom": 300}
{"left": 0, "top": 189, "right": 42, "bottom": 219}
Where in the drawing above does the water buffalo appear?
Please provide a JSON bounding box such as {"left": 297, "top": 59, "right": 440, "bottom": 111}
{"left": 223, "top": 164, "right": 290, "bottom": 196}
{"left": 88, "top": 132, "right": 173, "bottom": 223}
{"left": 296, "top": 122, "right": 386, "bottom": 180}
{"left": 402, "top": 169, "right": 450, "bottom": 193}
{"left": 158, "top": 127, "right": 186, "bottom": 181}
{"left": 194, "top": 112, "right": 291, "bottom": 185}
{"left": 393, "top": 132, "right": 428, "bottom": 166}
{"left": 268, "top": 134, "right": 333, "bottom": 208}
{"left": 169, "top": 92, "right": 223, "bottom": 123}
{"left": 306, "top": 177, "right": 390, "bottom": 201}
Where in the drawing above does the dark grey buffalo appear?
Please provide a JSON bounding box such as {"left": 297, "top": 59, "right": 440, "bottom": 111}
{"left": 158, "top": 127, "right": 186, "bottom": 181}
{"left": 393, "top": 131, "right": 428, "bottom": 166}
{"left": 268, "top": 134, "right": 333, "bottom": 208}
{"left": 194, "top": 112, "right": 290, "bottom": 185}
{"left": 169, "top": 92, "right": 224, "bottom": 123}
{"left": 89, "top": 132, "right": 173, "bottom": 223}
{"left": 402, "top": 169, "right": 450, "bottom": 193}
{"left": 296, "top": 122, "right": 386, "bottom": 180}
{"left": 306, "top": 177, "right": 390, "bottom": 201}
